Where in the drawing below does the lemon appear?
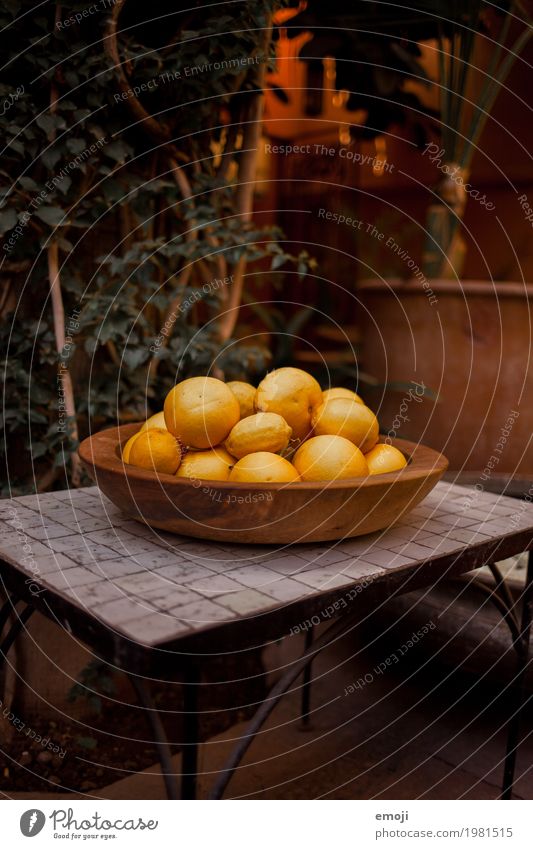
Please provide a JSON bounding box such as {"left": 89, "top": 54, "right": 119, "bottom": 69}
{"left": 164, "top": 376, "right": 240, "bottom": 449}
{"left": 129, "top": 427, "right": 182, "bottom": 474}
{"left": 227, "top": 381, "right": 256, "bottom": 419}
{"left": 229, "top": 452, "right": 300, "bottom": 483}
{"left": 255, "top": 367, "right": 322, "bottom": 441}
{"left": 293, "top": 434, "right": 368, "bottom": 481}
{"left": 122, "top": 430, "right": 141, "bottom": 463}
{"left": 312, "top": 398, "right": 379, "bottom": 454}
{"left": 322, "top": 387, "right": 364, "bottom": 405}
{"left": 365, "top": 443, "right": 407, "bottom": 475}
{"left": 177, "top": 446, "right": 236, "bottom": 481}
{"left": 225, "top": 412, "right": 292, "bottom": 459}
{"left": 140, "top": 411, "right": 167, "bottom": 432}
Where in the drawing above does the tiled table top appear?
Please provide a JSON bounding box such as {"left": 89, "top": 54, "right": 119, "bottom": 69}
{"left": 1, "top": 482, "right": 532, "bottom": 649}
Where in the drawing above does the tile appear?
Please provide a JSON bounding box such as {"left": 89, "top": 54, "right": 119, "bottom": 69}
{"left": 156, "top": 562, "right": 215, "bottom": 583}
{"left": 259, "top": 578, "right": 311, "bottom": 602}
{"left": 168, "top": 598, "right": 232, "bottom": 625}
{"left": 443, "top": 528, "right": 493, "bottom": 545}
{"left": 63, "top": 581, "right": 125, "bottom": 607}
{"left": 292, "top": 546, "right": 352, "bottom": 568}
{"left": 389, "top": 542, "right": 436, "bottom": 560}
{"left": 8, "top": 494, "right": 43, "bottom": 509}
{"left": 227, "top": 563, "right": 282, "bottom": 588}
{"left": 49, "top": 488, "right": 83, "bottom": 501}
{"left": 464, "top": 507, "right": 504, "bottom": 522}
{"left": 216, "top": 590, "right": 274, "bottom": 616}
{"left": 58, "top": 513, "right": 114, "bottom": 533}
{"left": 2, "top": 506, "right": 42, "bottom": 524}
{"left": 474, "top": 519, "right": 514, "bottom": 534}
{"left": 66, "top": 544, "right": 123, "bottom": 564}
{"left": 378, "top": 524, "right": 423, "bottom": 542}
{"left": 96, "top": 595, "right": 159, "bottom": 625}
{"left": 335, "top": 538, "right": 386, "bottom": 556}
{"left": 289, "top": 568, "right": 354, "bottom": 590}
{"left": 372, "top": 532, "right": 422, "bottom": 549}
{"left": 184, "top": 573, "right": 245, "bottom": 595}
{"left": 357, "top": 549, "right": 417, "bottom": 569}
{"left": 0, "top": 540, "right": 54, "bottom": 560}
{"left": 0, "top": 526, "right": 22, "bottom": 544}
{"left": 110, "top": 537, "right": 166, "bottom": 557}
{"left": 265, "top": 554, "right": 319, "bottom": 575}
{"left": 119, "top": 611, "right": 184, "bottom": 643}
{"left": 43, "top": 567, "right": 102, "bottom": 590}
{"left": 93, "top": 558, "right": 146, "bottom": 579}
{"left": 374, "top": 552, "right": 421, "bottom": 570}
{"left": 85, "top": 529, "right": 131, "bottom": 547}
{"left": 141, "top": 587, "right": 202, "bottom": 611}
{"left": 415, "top": 536, "right": 466, "bottom": 555}
{"left": 342, "top": 561, "right": 386, "bottom": 580}
{"left": 23, "top": 523, "right": 73, "bottom": 541}
{"left": 33, "top": 553, "right": 80, "bottom": 575}
{"left": 416, "top": 519, "right": 457, "bottom": 535}
{"left": 132, "top": 550, "right": 188, "bottom": 569}
{"left": 113, "top": 572, "right": 169, "bottom": 595}
{"left": 175, "top": 542, "right": 225, "bottom": 558}
{"left": 119, "top": 520, "right": 158, "bottom": 537}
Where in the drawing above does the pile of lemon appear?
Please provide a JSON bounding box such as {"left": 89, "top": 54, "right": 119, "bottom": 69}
{"left": 122, "top": 367, "right": 407, "bottom": 483}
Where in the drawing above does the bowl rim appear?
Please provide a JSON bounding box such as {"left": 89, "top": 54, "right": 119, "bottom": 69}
{"left": 79, "top": 424, "right": 449, "bottom": 492}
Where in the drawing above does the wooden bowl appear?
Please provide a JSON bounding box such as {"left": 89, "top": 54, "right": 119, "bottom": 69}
{"left": 78, "top": 425, "right": 448, "bottom": 544}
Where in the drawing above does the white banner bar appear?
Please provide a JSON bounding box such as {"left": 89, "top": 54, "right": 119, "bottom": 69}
{"left": 1, "top": 799, "right": 532, "bottom": 847}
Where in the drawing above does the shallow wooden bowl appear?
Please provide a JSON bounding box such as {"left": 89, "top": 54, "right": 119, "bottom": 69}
{"left": 78, "top": 425, "right": 448, "bottom": 544}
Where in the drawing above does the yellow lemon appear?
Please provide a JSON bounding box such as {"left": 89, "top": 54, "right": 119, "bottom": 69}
{"left": 225, "top": 412, "right": 292, "bottom": 459}
{"left": 177, "top": 446, "right": 236, "bottom": 482}
{"left": 229, "top": 452, "right": 300, "bottom": 483}
{"left": 311, "top": 398, "right": 379, "bottom": 454}
{"left": 122, "top": 430, "right": 141, "bottom": 463}
{"left": 293, "top": 434, "right": 368, "bottom": 481}
{"left": 140, "top": 411, "right": 167, "bottom": 432}
{"left": 365, "top": 443, "right": 407, "bottom": 475}
{"left": 322, "top": 387, "right": 364, "bottom": 405}
{"left": 164, "top": 376, "right": 240, "bottom": 449}
{"left": 255, "top": 367, "right": 322, "bottom": 441}
{"left": 227, "top": 381, "right": 256, "bottom": 419}
{"left": 129, "top": 427, "right": 182, "bottom": 475}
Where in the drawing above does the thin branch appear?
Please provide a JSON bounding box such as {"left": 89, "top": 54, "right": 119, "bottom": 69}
{"left": 218, "top": 92, "right": 269, "bottom": 343}
{"left": 103, "top": 0, "right": 187, "bottom": 161}
{"left": 47, "top": 241, "right": 82, "bottom": 486}
{"left": 47, "top": 4, "right": 82, "bottom": 487}
{"left": 148, "top": 156, "right": 197, "bottom": 378}
{"left": 216, "top": 15, "right": 272, "bottom": 346}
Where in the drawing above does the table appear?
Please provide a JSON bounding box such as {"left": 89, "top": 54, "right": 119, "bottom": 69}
{"left": 0, "top": 481, "right": 532, "bottom": 800}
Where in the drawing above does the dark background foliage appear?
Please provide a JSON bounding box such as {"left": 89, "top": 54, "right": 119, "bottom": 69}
{"left": 0, "top": 0, "right": 302, "bottom": 494}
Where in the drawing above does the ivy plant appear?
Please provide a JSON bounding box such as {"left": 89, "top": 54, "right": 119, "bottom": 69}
{"left": 0, "top": 0, "right": 305, "bottom": 494}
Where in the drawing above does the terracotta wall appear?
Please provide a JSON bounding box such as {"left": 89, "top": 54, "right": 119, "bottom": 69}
{"left": 262, "top": 40, "right": 533, "bottom": 313}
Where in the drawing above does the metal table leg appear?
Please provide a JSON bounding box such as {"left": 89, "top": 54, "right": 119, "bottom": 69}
{"left": 501, "top": 550, "right": 533, "bottom": 799}
{"left": 0, "top": 593, "right": 18, "bottom": 635}
{"left": 130, "top": 675, "right": 180, "bottom": 800}
{"left": 181, "top": 667, "right": 200, "bottom": 800}
{"left": 0, "top": 604, "right": 34, "bottom": 657}
{"left": 300, "top": 625, "right": 314, "bottom": 728}
{"left": 208, "top": 610, "right": 360, "bottom": 800}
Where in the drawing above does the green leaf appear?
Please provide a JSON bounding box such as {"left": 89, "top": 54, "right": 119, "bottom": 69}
{"left": 0, "top": 207, "right": 17, "bottom": 232}
{"left": 34, "top": 205, "right": 64, "bottom": 226}
{"left": 40, "top": 147, "right": 61, "bottom": 170}
{"left": 270, "top": 253, "right": 287, "bottom": 271}
{"left": 36, "top": 114, "right": 56, "bottom": 136}
{"left": 77, "top": 736, "right": 98, "bottom": 750}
